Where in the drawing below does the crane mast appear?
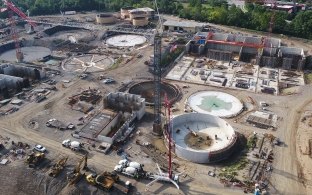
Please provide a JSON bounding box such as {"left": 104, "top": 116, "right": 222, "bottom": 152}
{"left": 152, "top": 0, "right": 163, "bottom": 136}
{"left": 152, "top": 34, "right": 162, "bottom": 135}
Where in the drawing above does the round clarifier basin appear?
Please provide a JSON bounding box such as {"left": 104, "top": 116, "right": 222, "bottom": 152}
{"left": 187, "top": 91, "right": 243, "bottom": 118}
{"left": 128, "top": 81, "right": 180, "bottom": 105}
{"left": 106, "top": 34, "right": 147, "bottom": 47}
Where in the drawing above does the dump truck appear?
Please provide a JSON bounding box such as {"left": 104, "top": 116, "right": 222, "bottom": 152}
{"left": 86, "top": 171, "right": 131, "bottom": 194}
{"left": 67, "top": 155, "right": 87, "bottom": 185}
{"left": 48, "top": 156, "right": 68, "bottom": 177}
{"left": 25, "top": 152, "right": 45, "bottom": 168}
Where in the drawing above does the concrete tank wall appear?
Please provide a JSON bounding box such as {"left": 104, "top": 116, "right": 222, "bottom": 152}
{"left": 96, "top": 14, "right": 116, "bottom": 24}
{"left": 168, "top": 113, "right": 237, "bottom": 163}
{"left": 121, "top": 7, "right": 134, "bottom": 19}
{"left": 130, "top": 11, "right": 147, "bottom": 20}
{"left": 132, "top": 17, "right": 148, "bottom": 27}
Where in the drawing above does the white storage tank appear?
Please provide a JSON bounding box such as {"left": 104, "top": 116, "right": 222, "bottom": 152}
{"left": 132, "top": 17, "right": 148, "bottom": 27}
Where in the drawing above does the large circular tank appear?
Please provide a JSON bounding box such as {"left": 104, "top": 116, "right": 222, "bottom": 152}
{"left": 106, "top": 34, "right": 147, "bottom": 47}
{"left": 129, "top": 10, "right": 147, "bottom": 20}
{"left": 187, "top": 91, "right": 243, "bottom": 118}
{"left": 121, "top": 7, "right": 134, "bottom": 19}
{"left": 62, "top": 54, "right": 114, "bottom": 72}
{"left": 132, "top": 17, "right": 148, "bottom": 27}
{"left": 167, "top": 113, "right": 237, "bottom": 163}
{"left": 0, "top": 46, "right": 51, "bottom": 62}
{"left": 129, "top": 81, "right": 181, "bottom": 105}
{"left": 96, "top": 13, "right": 116, "bottom": 24}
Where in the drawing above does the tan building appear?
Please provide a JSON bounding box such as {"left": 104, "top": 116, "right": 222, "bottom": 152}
{"left": 163, "top": 20, "right": 203, "bottom": 33}
{"left": 121, "top": 7, "right": 155, "bottom": 20}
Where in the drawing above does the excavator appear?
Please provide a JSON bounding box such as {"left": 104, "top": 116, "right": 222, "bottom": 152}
{"left": 25, "top": 152, "right": 45, "bottom": 168}
{"left": 48, "top": 156, "right": 68, "bottom": 177}
{"left": 86, "top": 171, "right": 130, "bottom": 193}
{"left": 67, "top": 154, "right": 87, "bottom": 185}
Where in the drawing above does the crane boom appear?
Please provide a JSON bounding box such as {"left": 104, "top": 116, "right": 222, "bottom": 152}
{"left": 3, "top": 0, "right": 36, "bottom": 27}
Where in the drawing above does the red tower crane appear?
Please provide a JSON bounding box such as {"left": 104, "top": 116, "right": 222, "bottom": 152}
{"left": 1, "top": 0, "right": 37, "bottom": 62}
{"left": 164, "top": 94, "right": 173, "bottom": 179}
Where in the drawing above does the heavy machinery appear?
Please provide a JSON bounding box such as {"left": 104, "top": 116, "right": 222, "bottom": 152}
{"left": 48, "top": 156, "right": 68, "bottom": 177}
{"left": 25, "top": 152, "right": 45, "bottom": 168}
{"left": 67, "top": 154, "right": 87, "bottom": 185}
{"left": 86, "top": 171, "right": 131, "bottom": 194}
{"left": 86, "top": 171, "right": 118, "bottom": 191}
{"left": 114, "top": 159, "right": 146, "bottom": 179}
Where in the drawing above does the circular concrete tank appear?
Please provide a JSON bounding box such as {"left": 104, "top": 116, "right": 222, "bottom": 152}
{"left": 187, "top": 91, "right": 243, "bottom": 118}
{"left": 167, "top": 113, "right": 237, "bottom": 163}
{"left": 121, "top": 7, "right": 134, "bottom": 19}
{"left": 106, "top": 34, "right": 147, "bottom": 47}
{"left": 62, "top": 54, "right": 114, "bottom": 72}
{"left": 0, "top": 46, "right": 51, "bottom": 62}
{"left": 96, "top": 13, "right": 116, "bottom": 24}
{"left": 132, "top": 17, "right": 148, "bottom": 27}
{"left": 129, "top": 81, "right": 180, "bottom": 105}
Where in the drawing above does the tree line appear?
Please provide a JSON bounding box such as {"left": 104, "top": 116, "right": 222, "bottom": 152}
{"left": 0, "top": 0, "right": 312, "bottom": 39}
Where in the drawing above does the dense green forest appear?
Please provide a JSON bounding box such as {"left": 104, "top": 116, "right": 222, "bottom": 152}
{"left": 1, "top": 0, "right": 312, "bottom": 39}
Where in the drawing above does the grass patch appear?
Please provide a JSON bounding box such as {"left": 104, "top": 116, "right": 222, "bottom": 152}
{"left": 247, "top": 135, "right": 257, "bottom": 150}
{"left": 304, "top": 73, "right": 312, "bottom": 84}
{"left": 219, "top": 157, "right": 249, "bottom": 180}
{"left": 182, "top": 3, "right": 212, "bottom": 8}
{"left": 109, "top": 57, "right": 122, "bottom": 70}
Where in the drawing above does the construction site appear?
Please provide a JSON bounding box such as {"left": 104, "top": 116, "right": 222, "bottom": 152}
{"left": 1, "top": 1, "right": 312, "bottom": 195}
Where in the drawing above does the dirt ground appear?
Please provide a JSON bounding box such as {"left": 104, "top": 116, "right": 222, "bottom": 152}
{"left": 1, "top": 13, "right": 312, "bottom": 195}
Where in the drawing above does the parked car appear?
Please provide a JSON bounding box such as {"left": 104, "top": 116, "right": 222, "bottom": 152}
{"left": 102, "top": 78, "right": 115, "bottom": 84}
{"left": 34, "top": 144, "right": 46, "bottom": 153}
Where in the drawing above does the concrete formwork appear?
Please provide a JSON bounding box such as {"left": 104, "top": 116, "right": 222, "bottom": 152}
{"left": 191, "top": 31, "right": 306, "bottom": 70}
{"left": 207, "top": 49, "right": 232, "bottom": 61}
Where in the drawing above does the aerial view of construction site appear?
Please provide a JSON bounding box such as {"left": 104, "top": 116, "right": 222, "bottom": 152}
{"left": 1, "top": 0, "right": 312, "bottom": 194}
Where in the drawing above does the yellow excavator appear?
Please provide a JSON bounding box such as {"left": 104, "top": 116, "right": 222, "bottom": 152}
{"left": 25, "top": 152, "right": 45, "bottom": 168}
{"left": 67, "top": 154, "right": 87, "bottom": 185}
{"left": 48, "top": 156, "right": 68, "bottom": 177}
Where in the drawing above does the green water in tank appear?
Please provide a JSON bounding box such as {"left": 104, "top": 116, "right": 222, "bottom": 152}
{"left": 198, "top": 96, "right": 232, "bottom": 112}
